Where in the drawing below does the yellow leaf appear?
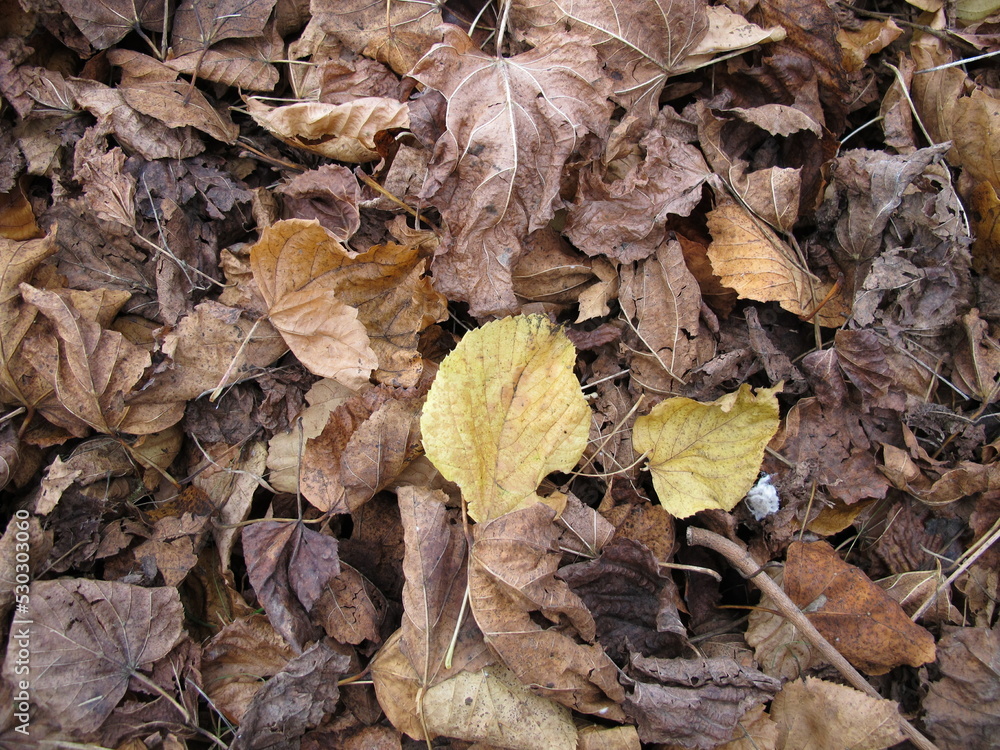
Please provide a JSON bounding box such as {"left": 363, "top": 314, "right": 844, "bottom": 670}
{"left": 633, "top": 384, "right": 781, "bottom": 518}
{"left": 420, "top": 315, "right": 590, "bottom": 524}
{"left": 706, "top": 202, "right": 849, "bottom": 327}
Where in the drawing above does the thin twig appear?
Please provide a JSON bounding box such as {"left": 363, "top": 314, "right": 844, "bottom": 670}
{"left": 687, "top": 527, "right": 940, "bottom": 750}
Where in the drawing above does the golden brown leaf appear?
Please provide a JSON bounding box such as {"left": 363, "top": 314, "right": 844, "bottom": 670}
{"left": 784, "top": 540, "right": 936, "bottom": 675}
{"left": 706, "top": 202, "right": 848, "bottom": 327}
{"left": 247, "top": 97, "right": 409, "bottom": 163}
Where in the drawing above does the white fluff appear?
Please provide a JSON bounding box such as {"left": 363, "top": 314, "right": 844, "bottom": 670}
{"left": 744, "top": 474, "right": 780, "bottom": 520}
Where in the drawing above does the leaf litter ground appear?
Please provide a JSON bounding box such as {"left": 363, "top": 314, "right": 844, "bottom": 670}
{"left": 1, "top": 0, "right": 1000, "bottom": 748}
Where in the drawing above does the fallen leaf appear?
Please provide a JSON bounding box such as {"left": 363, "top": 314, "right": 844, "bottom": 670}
{"left": 784, "top": 540, "right": 936, "bottom": 675}
{"left": 0, "top": 232, "right": 57, "bottom": 408}
{"left": 770, "top": 677, "right": 904, "bottom": 750}
{"left": 421, "top": 663, "right": 578, "bottom": 750}
{"left": 241, "top": 520, "right": 340, "bottom": 651}
{"left": 1, "top": 579, "right": 183, "bottom": 734}
{"left": 0, "top": 179, "right": 41, "bottom": 240}
{"left": 247, "top": 97, "right": 409, "bottom": 163}
{"left": 108, "top": 50, "right": 240, "bottom": 144}
{"left": 232, "top": 640, "right": 350, "bottom": 750}
{"left": 923, "top": 625, "right": 1000, "bottom": 749}
{"left": 202, "top": 614, "right": 298, "bottom": 724}
{"left": 300, "top": 385, "right": 424, "bottom": 514}
{"left": 565, "top": 132, "right": 711, "bottom": 263}
{"left": 55, "top": 0, "right": 165, "bottom": 50}
{"left": 707, "top": 201, "right": 848, "bottom": 327}
{"left": 619, "top": 237, "right": 710, "bottom": 395}
{"left": 970, "top": 181, "right": 1000, "bottom": 282}
{"left": 878, "top": 569, "right": 962, "bottom": 625}
{"left": 838, "top": 19, "right": 903, "bottom": 73}
{"left": 171, "top": 0, "right": 277, "bottom": 56}
{"left": 165, "top": 23, "right": 282, "bottom": 91}
{"left": 469, "top": 503, "right": 628, "bottom": 718}
{"left": 411, "top": 26, "right": 612, "bottom": 316}
{"left": 275, "top": 164, "right": 360, "bottom": 241}
{"left": 633, "top": 383, "right": 780, "bottom": 518}
{"left": 20, "top": 284, "right": 185, "bottom": 435}
{"left": 513, "top": 0, "right": 709, "bottom": 119}
{"left": 420, "top": 314, "right": 590, "bottom": 523}
{"left": 622, "top": 653, "right": 781, "bottom": 748}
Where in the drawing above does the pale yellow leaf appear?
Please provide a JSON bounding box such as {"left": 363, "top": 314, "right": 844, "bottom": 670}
{"left": 420, "top": 315, "right": 590, "bottom": 523}
{"left": 633, "top": 384, "right": 781, "bottom": 518}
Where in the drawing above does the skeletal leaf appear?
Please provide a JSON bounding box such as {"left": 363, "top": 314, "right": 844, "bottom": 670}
{"left": 420, "top": 315, "right": 590, "bottom": 524}
{"left": 633, "top": 384, "right": 780, "bottom": 518}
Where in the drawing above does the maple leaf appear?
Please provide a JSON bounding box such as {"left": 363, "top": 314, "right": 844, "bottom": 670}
{"left": 411, "top": 26, "right": 612, "bottom": 316}
{"left": 420, "top": 314, "right": 590, "bottom": 523}
{"left": 633, "top": 383, "right": 781, "bottom": 518}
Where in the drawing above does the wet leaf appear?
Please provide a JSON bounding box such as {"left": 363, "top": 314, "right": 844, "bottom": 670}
{"left": 633, "top": 383, "right": 780, "bottom": 518}
{"left": 420, "top": 315, "right": 590, "bottom": 524}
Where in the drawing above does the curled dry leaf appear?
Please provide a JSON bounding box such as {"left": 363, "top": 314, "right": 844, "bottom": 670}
{"left": 411, "top": 26, "right": 612, "bottom": 316}
{"left": 565, "top": 132, "right": 711, "bottom": 263}
{"left": 469, "top": 503, "right": 627, "bottom": 719}
{"left": 300, "top": 384, "right": 425, "bottom": 515}
{"left": 251, "top": 219, "right": 445, "bottom": 388}
{"left": 784, "top": 540, "right": 936, "bottom": 675}
{"left": 622, "top": 653, "right": 781, "bottom": 748}
{"left": 420, "top": 315, "right": 590, "bottom": 524}
{"left": 769, "top": 677, "right": 905, "bottom": 750}
{"left": 706, "top": 202, "right": 848, "bottom": 327}
{"left": 633, "top": 383, "right": 780, "bottom": 519}
{"left": 247, "top": 97, "right": 409, "bottom": 163}
{"left": 20, "top": 284, "right": 185, "bottom": 435}
{"left": 108, "top": 50, "right": 240, "bottom": 144}
{"left": 0, "top": 579, "right": 183, "bottom": 735}
{"left": 0, "top": 232, "right": 57, "bottom": 409}
{"left": 202, "top": 614, "right": 298, "bottom": 725}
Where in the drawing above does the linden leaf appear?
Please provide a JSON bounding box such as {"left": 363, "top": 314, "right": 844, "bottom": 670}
{"left": 633, "top": 384, "right": 781, "bottom": 518}
{"left": 420, "top": 315, "right": 590, "bottom": 524}
{"left": 706, "top": 201, "right": 849, "bottom": 327}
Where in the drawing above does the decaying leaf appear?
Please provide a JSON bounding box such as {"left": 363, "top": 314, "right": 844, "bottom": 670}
{"left": 1, "top": 579, "right": 184, "bottom": 734}
{"left": 411, "top": 26, "right": 612, "bottom": 316}
{"left": 622, "top": 653, "right": 780, "bottom": 748}
{"left": 421, "top": 315, "right": 590, "bottom": 523}
{"left": 633, "top": 384, "right": 780, "bottom": 518}
{"left": 784, "top": 540, "right": 936, "bottom": 675}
